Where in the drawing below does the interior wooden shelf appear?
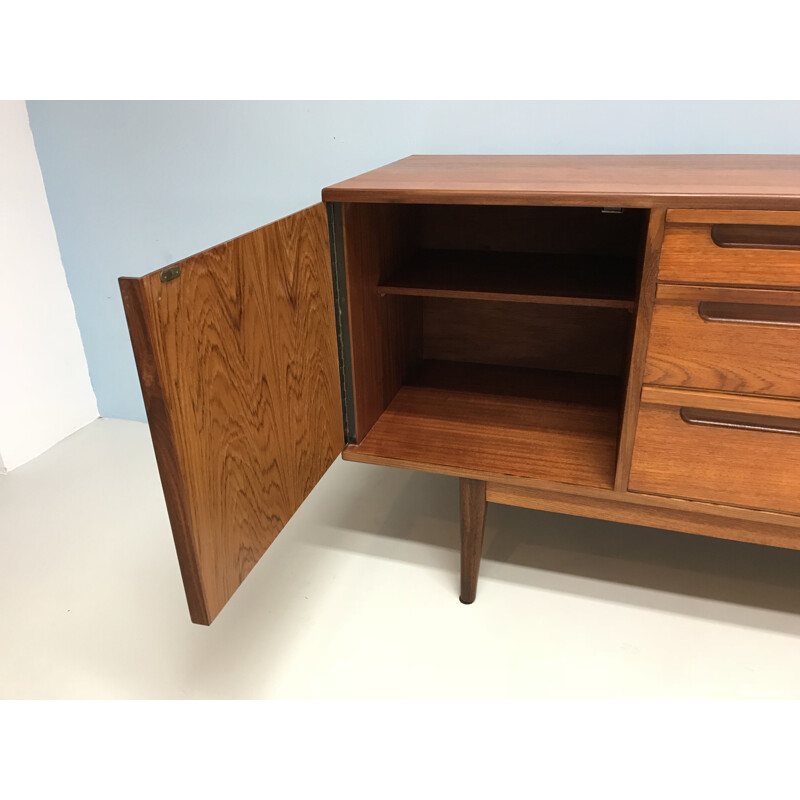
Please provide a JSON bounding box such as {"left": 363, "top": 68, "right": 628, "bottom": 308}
{"left": 347, "top": 361, "right": 621, "bottom": 489}
{"left": 378, "top": 250, "right": 637, "bottom": 308}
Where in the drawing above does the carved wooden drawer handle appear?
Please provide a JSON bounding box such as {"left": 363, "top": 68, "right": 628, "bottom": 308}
{"left": 710, "top": 224, "right": 800, "bottom": 251}
{"left": 697, "top": 301, "right": 800, "bottom": 327}
{"left": 680, "top": 407, "right": 800, "bottom": 436}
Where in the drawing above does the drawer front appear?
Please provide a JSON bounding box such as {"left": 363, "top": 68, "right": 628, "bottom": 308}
{"left": 629, "top": 387, "right": 800, "bottom": 514}
{"left": 659, "top": 209, "right": 800, "bottom": 287}
{"left": 644, "top": 284, "right": 800, "bottom": 398}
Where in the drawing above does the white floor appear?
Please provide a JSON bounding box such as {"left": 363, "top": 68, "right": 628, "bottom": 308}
{"left": 3, "top": 418, "right": 800, "bottom": 698}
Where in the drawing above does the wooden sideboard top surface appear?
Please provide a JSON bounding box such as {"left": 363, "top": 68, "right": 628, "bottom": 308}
{"left": 322, "top": 155, "right": 800, "bottom": 209}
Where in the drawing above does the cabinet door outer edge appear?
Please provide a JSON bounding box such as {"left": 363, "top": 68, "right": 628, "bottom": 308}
{"left": 120, "top": 277, "right": 210, "bottom": 624}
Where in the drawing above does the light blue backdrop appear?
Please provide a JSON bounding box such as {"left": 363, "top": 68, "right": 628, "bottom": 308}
{"left": 26, "top": 101, "right": 800, "bottom": 421}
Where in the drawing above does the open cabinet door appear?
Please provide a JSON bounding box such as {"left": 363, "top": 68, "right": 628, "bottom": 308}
{"left": 119, "top": 204, "right": 344, "bottom": 625}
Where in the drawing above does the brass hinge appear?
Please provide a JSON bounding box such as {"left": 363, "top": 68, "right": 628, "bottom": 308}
{"left": 160, "top": 266, "right": 181, "bottom": 283}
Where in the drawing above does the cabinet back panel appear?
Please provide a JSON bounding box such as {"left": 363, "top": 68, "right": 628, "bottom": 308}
{"left": 411, "top": 204, "right": 648, "bottom": 256}
{"left": 423, "top": 298, "right": 631, "bottom": 376}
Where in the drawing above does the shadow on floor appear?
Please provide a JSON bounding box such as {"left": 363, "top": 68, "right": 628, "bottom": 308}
{"left": 318, "top": 464, "right": 800, "bottom": 636}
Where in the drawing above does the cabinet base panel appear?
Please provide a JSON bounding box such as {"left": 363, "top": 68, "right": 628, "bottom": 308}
{"left": 488, "top": 483, "right": 800, "bottom": 550}
{"left": 350, "top": 361, "right": 620, "bottom": 490}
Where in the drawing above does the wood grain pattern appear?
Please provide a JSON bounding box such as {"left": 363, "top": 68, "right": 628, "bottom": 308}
{"left": 659, "top": 212, "right": 800, "bottom": 287}
{"left": 352, "top": 361, "right": 620, "bottom": 489}
{"left": 322, "top": 155, "right": 800, "bottom": 209}
{"left": 343, "top": 442, "right": 800, "bottom": 529}
{"left": 379, "top": 249, "right": 636, "bottom": 308}
{"left": 645, "top": 284, "right": 800, "bottom": 398}
{"left": 119, "top": 279, "right": 207, "bottom": 621}
{"left": 614, "top": 208, "right": 666, "bottom": 491}
{"left": 629, "top": 386, "right": 800, "bottom": 514}
{"left": 119, "top": 203, "right": 343, "bottom": 624}
{"left": 423, "top": 297, "right": 631, "bottom": 377}
{"left": 640, "top": 385, "right": 800, "bottom": 418}
{"left": 460, "top": 479, "right": 487, "bottom": 604}
{"left": 653, "top": 283, "right": 800, "bottom": 306}
{"left": 487, "top": 484, "right": 800, "bottom": 550}
{"left": 341, "top": 203, "right": 422, "bottom": 441}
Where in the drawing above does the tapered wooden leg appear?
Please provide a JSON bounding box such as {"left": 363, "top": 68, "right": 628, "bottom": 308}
{"left": 460, "top": 478, "right": 487, "bottom": 604}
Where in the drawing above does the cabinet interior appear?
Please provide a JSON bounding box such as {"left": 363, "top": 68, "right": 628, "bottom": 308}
{"left": 341, "top": 202, "right": 650, "bottom": 489}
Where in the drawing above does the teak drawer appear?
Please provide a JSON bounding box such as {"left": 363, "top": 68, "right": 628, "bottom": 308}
{"left": 659, "top": 209, "right": 800, "bottom": 288}
{"left": 644, "top": 284, "right": 800, "bottom": 398}
{"left": 629, "top": 386, "right": 800, "bottom": 514}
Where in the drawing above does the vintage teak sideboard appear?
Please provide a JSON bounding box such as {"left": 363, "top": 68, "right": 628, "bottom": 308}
{"left": 119, "top": 155, "right": 800, "bottom": 625}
